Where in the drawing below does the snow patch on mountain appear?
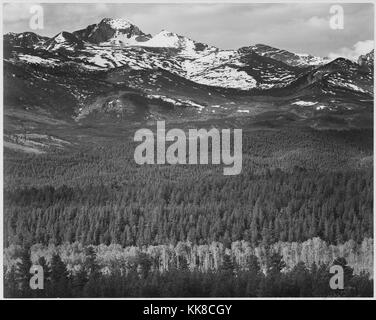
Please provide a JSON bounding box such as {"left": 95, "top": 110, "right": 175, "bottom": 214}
{"left": 141, "top": 30, "right": 215, "bottom": 58}
{"left": 327, "top": 77, "right": 368, "bottom": 93}
{"left": 44, "top": 32, "right": 83, "bottom": 51}
{"left": 189, "top": 65, "right": 257, "bottom": 90}
{"left": 104, "top": 18, "right": 134, "bottom": 29}
{"left": 250, "top": 44, "right": 331, "bottom": 67}
{"left": 17, "top": 54, "right": 59, "bottom": 66}
{"left": 142, "top": 30, "right": 184, "bottom": 47}
{"left": 292, "top": 101, "right": 317, "bottom": 106}
{"left": 295, "top": 53, "right": 331, "bottom": 66}
{"left": 181, "top": 50, "right": 261, "bottom": 89}
{"left": 146, "top": 94, "right": 205, "bottom": 110}
{"left": 182, "top": 50, "right": 237, "bottom": 76}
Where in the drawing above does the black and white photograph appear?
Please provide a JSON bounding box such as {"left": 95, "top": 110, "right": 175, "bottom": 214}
{"left": 1, "top": 1, "right": 374, "bottom": 300}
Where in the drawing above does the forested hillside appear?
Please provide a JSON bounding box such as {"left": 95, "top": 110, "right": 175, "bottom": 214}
{"left": 3, "top": 126, "right": 373, "bottom": 297}
{"left": 4, "top": 128, "right": 373, "bottom": 248}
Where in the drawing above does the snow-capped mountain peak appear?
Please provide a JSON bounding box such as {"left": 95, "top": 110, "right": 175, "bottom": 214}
{"left": 100, "top": 17, "right": 134, "bottom": 29}
{"left": 142, "top": 29, "right": 188, "bottom": 48}
{"left": 72, "top": 17, "right": 151, "bottom": 45}
{"left": 54, "top": 32, "right": 71, "bottom": 43}
{"left": 140, "top": 29, "right": 216, "bottom": 58}
{"left": 43, "top": 31, "right": 84, "bottom": 51}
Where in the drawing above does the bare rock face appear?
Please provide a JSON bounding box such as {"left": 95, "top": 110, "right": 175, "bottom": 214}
{"left": 358, "top": 50, "right": 374, "bottom": 70}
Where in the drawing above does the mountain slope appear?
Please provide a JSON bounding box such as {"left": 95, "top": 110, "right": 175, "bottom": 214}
{"left": 43, "top": 31, "right": 84, "bottom": 51}
{"left": 249, "top": 43, "right": 331, "bottom": 67}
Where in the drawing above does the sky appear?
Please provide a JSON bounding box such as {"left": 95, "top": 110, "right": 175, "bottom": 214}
{"left": 3, "top": 2, "right": 374, "bottom": 60}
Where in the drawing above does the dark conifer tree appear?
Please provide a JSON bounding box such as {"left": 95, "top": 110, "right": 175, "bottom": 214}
{"left": 50, "top": 253, "right": 70, "bottom": 297}
{"left": 15, "top": 246, "right": 32, "bottom": 297}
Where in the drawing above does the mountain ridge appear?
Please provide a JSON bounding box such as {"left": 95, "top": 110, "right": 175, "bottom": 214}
{"left": 3, "top": 17, "right": 374, "bottom": 141}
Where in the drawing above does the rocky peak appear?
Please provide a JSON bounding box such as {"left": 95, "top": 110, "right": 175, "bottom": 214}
{"left": 358, "top": 50, "right": 374, "bottom": 69}
{"left": 73, "top": 18, "right": 151, "bottom": 45}
{"left": 44, "top": 31, "right": 84, "bottom": 51}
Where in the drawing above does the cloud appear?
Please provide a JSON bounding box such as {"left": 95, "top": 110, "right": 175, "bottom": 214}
{"left": 306, "top": 16, "right": 328, "bottom": 28}
{"left": 329, "top": 40, "right": 374, "bottom": 61}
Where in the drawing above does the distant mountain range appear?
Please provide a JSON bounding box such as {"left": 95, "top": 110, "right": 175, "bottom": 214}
{"left": 3, "top": 18, "right": 374, "bottom": 151}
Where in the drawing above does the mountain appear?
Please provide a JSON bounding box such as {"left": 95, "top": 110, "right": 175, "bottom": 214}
{"left": 275, "top": 57, "right": 373, "bottom": 109}
{"left": 3, "top": 17, "right": 374, "bottom": 144}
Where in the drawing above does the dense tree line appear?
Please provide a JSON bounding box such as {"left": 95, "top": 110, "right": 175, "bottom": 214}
{"left": 4, "top": 245, "right": 372, "bottom": 298}
{"left": 4, "top": 238, "right": 373, "bottom": 278}
{"left": 4, "top": 166, "right": 372, "bottom": 247}
{"left": 4, "top": 128, "right": 372, "bottom": 190}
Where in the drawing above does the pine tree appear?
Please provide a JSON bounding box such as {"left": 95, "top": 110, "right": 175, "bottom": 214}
{"left": 84, "top": 246, "right": 100, "bottom": 276}
{"left": 221, "top": 254, "right": 234, "bottom": 274}
{"left": 15, "top": 247, "right": 32, "bottom": 297}
{"left": 50, "top": 253, "right": 70, "bottom": 297}
{"left": 82, "top": 246, "right": 102, "bottom": 297}
{"left": 266, "top": 252, "right": 286, "bottom": 276}
{"left": 245, "top": 255, "right": 262, "bottom": 297}
{"left": 72, "top": 267, "right": 88, "bottom": 297}
{"left": 136, "top": 252, "right": 152, "bottom": 279}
